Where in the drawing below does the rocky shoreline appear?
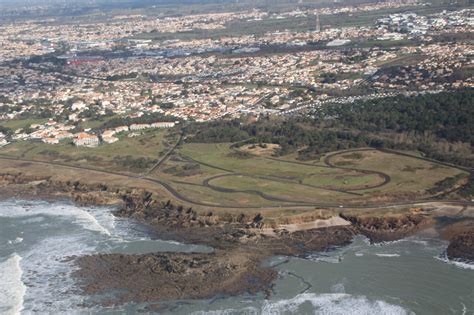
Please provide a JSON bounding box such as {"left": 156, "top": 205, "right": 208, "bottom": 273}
{"left": 447, "top": 232, "right": 474, "bottom": 262}
{"left": 1, "top": 172, "right": 473, "bottom": 307}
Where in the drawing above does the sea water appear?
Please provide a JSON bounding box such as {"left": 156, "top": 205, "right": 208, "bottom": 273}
{"left": 0, "top": 200, "right": 473, "bottom": 315}
{"left": 0, "top": 199, "right": 211, "bottom": 314}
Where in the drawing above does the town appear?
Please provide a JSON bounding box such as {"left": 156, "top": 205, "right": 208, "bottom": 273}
{"left": 0, "top": 0, "right": 472, "bottom": 147}
{"left": 0, "top": 0, "right": 473, "bottom": 314}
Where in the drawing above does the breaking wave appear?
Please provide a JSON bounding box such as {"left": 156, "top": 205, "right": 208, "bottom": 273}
{"left": 435, "top": 253, "right": 474, "bottom": 271}
{"left": 0, "top": 200, "right": 114, "bottom": 236}
{"left": 261, "top": 293, "right": 413, "bottom": 315}
{"left": 0, "top": 254, "right": 26, "bottom": 315}
{"left": 375, "top": 253, "right": 401, "bottom": 258}
{"left": 192, "top": 293, "right": 412, "bottom": 315}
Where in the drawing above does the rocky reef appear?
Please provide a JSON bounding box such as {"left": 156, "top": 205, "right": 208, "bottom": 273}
{"left": 447, "top": 231, "right": 474, "bottom": 262}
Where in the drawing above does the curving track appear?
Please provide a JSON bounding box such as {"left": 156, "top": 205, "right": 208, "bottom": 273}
{"left": 180, "top": 147, "right": 391, "bottom": 203}
{"left": 0, "top": 145, "right": 472, "bottom": 210}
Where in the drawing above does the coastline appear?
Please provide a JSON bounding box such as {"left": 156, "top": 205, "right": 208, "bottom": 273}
{"left": 1, "top": 171, "right": 473, "bottom": 307}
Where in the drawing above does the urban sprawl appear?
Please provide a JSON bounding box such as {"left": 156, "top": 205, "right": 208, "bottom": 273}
{"left": 0, "top": 1, "right": 472, "bottom": 148}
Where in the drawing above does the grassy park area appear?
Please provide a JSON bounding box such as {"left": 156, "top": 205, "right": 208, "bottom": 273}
{"left": 0, "top": 136, "right": 468, "bottom": 210}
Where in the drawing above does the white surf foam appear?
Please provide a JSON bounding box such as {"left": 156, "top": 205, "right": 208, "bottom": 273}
{"left": 20, "top": 234, "right": 95, "bottom": 313}
{"left": 192, "top": 294, "right": 412, "bottom": 315}
{"left": 375, "top": 254, "right": 401, "bottom": 258}
{"left": 0, "top": 201, "right": 113, "bottom": 236}
{"left": 261, "top": 293, "right": 413, "bottom": 315}
{"left": 7, "top": 237, "right": 23, "bottom": 245}
{"left": 191, "top": 306, "right": 259, "bottom": 315}
{"left": 435, "top": 254, "right": 474, "bottom": 271}
{"left": 373, "top": 236, "right": 430, "bottom": 247}
{"left": 0, "top": 254, "right": 26, "bottom": 315}
{"left": 304, "top": 253, "right": 343, "bottom": 264}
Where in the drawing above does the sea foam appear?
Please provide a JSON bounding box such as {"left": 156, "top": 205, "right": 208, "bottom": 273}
{"left": 191, "top": 293, "right": 412, "bottom": 315}
{"left": 435, "top": 254, "right": 474, "bottom": 271}
{"left": 375, "top": 253, "right": 401, "bottom": 258}
{"left": 0, "top": 200, "right": 113, "bottom": 236}
{"left": 0, "top": 254, "right": 26, "bottom": 315}
{"left": 261, "top": 293, "right": 413, "bottom": 315}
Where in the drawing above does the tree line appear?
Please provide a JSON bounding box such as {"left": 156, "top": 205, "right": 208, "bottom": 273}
{"left": 187, "top": 89, "right": 474, "bottom": 167}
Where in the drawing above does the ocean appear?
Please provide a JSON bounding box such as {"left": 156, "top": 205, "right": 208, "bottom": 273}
{"left": 0, "top": 199, "right": 473, "bottom": 314}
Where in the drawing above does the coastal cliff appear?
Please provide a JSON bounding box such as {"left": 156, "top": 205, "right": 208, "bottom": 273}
{"left": 340, "top": 213, "right": 432, "bottom": 243}
{"left": 1, "top": 172, "right": 472, "bottom": 306}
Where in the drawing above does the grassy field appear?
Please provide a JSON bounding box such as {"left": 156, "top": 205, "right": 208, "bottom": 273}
{"left": 208, "top": 174, "right": 354, "bottom": 203}
{"left": 0, "top": 137, "right": 467, "bottom": 209}
{"left": 147, "top": 143, "right": 469, "bottom": 207}
{"left": 179, "top": 143, "right": 343, "bottom": 179}
{"left": 168, "top": 181, "right": 285, "bottom": 207}
{"left": 328, "top": 149, "right": 467, "bottom": 195}
{"left": 0, "top": 129, "right": 173, "bottom": 173}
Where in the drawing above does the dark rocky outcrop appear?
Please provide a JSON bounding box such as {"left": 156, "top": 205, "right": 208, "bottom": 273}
{"left": 340, "top": 213, "right": 431, "bottom": 243}
{"left": 446, "top": 231, "right": 474, "bottom": 262}
{"left": 75, "top": 250, "right": 277, "bottom": 306}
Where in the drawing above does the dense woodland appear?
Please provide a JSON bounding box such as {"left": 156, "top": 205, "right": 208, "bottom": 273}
{"left": 188, "top": 89, "right": 474, "bottom": 167}
{"left": 317, "top": 89, "right": 473, "bottom": 145}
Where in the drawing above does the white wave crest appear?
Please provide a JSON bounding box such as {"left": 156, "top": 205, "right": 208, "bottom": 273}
{"left": 435, "top": 254, "right": 474, "bottom": 271}
{"left": 375, "top": 254, "right": 401, "bottom": 258}
{"left": 191, "top": 306, "right": 259, "bottom": 315}
{"left": 304, "top": 253, "right": 342, "bottom": 264}
{"left": 192, "top": 294, "right": 412, "bottom": 315}
{"left": 7, "top": 237, "right": 23, "bottom": 245}
{"left": 261, "top": 293, "right": 412, "bottom": 315}
{"left": 0, "top": 254, "right": 26, "bottom": 315}
{"left": 0, "top": 201, "right": 113, "bottom": 236}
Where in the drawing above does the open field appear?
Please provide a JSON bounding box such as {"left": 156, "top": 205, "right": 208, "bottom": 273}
{"left": 146, "top": 143, "right": 469, "bottom": 208}
{"left": 327, "top": 149, "right": 468, "bottom": 195}
{"left": 0, "top": 136, "right": 469, "bottom": 211}
{"left": 0, "top": 129, "right": 174, "bottom": 173}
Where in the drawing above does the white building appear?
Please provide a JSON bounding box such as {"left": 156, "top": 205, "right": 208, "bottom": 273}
{"left": 102, "top": 135, "right": 119, "bottom": 144}
{"left": 102, "top": 130, "right": 119, "bottom": 144}
{"left": 43, "top": 138, "right": 59, "bottom": 145}
{"left": 0, "top": 138, "right": 9, "bottom": 147}
{"left": 130, "top": 124, "right": 151, "bottom": 131}
{"left": 71, "top": 101, "right": 87, "bottom": 111}
{"left": 73, "top": 133, "right": 99, "bottom": 147}
{"left": 151, "top": 121, "right": 175, "bottom": 128}
{"left": 115, "top": 126, "right": 129, "bottom": 133}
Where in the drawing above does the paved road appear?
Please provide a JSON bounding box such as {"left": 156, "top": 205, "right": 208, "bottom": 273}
{"left": 141, "top": 130, "right": 184, "bottom": 178}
